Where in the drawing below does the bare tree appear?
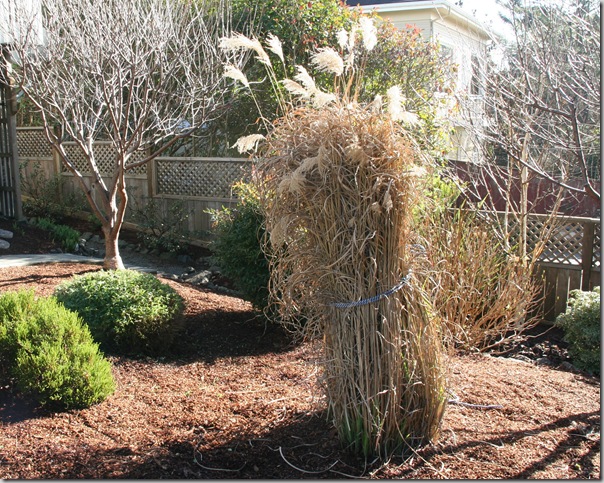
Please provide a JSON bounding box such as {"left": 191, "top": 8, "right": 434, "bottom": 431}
{"left": 3, "top": 0, "right": 247, "bottom": 269}
{"left": 458, "top": 0, "right": 600, "bottom": 211}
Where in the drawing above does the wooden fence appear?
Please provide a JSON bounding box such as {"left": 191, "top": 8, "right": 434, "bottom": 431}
{"left": 496, "top": 212, "right": 601, "bottom": 321}
{"left": 15, "top": 127, "right": 601, "bottom": 320}
{"left": 16, "top": 127, "right": 251, "bottom": 236}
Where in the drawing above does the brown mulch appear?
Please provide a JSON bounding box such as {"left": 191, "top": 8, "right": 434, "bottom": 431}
{"left": 0, "top": 218, "right": 600, "bottom": 479}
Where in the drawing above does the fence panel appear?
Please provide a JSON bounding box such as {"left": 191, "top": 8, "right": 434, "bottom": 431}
{"left": 154, "top": 157, "right": 250, "bottom": 201}
{"left": 151, "top": 156, "right": 251, "bottom": 233}
{"left": 503, "top": 213, "right": 601, "bottom": 321}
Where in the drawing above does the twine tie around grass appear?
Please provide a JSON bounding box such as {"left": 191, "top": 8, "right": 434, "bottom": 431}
{"left": 328, "top": 273, "right": 412, "bottom": 309}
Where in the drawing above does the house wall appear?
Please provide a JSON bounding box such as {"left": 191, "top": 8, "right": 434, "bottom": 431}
{"left": 368, "top": 4, "right": 489, "bottom": 163}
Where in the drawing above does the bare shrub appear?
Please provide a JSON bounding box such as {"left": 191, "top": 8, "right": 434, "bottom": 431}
{"left": 417, "top": 205, "right": 542, "bottom": 352}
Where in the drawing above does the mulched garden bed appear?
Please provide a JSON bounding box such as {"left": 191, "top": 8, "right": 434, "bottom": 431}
{"left": 0, "top": 218, "right": 600, "bottom": 479}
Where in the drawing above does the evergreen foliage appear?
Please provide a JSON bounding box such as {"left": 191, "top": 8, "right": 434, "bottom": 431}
{"left": 0, "top": 290, "right": 115, "bottom": 410}
{"left": 55, "top": 270, "right": 184, "bottom": 356}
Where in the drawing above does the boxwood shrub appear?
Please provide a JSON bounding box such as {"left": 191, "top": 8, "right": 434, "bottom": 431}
{"left": 54, "top": 269, "right": 184, "bottom": 356}
{"left": 555, "top": 286, "right": 600, "bottom": 375}
{"left": 0, "top": 290, "right": 115, "bottom": 410}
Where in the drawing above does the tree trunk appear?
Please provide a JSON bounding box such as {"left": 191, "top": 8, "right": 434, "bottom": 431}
{"left": 102, "top": 225, "right": 125, "bottom": 270}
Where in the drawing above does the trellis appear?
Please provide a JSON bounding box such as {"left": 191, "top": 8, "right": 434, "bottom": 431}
{"left": 16, "top": 130, "right": 149, "bottom": 175}
{"left": 502, "top": 213, "right": 600, "bottom": 268}
{"left": 153, "top": 157, "right": 250, "bottom": 200}
{"left": 16, "top": 126, "right": 51, "bottom": 158}
{"left": 61, "top": 142, "right": 148, "bottom": 176}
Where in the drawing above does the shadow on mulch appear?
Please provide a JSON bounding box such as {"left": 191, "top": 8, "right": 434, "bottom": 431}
{"left": 423, "top": 410, "right": 601, "bottom": 479}
{"left": 24, "top": 408, "right": 367, "bottom": 479}
{"left": 0, "top": 386, "right": 48, "bottom": 424}
{"left": 14, "top": 407, "right": 600, "bottom": 479}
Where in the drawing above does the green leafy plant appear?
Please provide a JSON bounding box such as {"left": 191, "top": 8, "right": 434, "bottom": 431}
{"left": 129, "top": 196, "right": 192, "bottom": 254}
{"left": 208, "top": 182, "right": 270, "bottom": 311}
{"left": 32, "top": 217, "right": 81, "bottom": 252}
{"left": 0, "top": 290, "right": 115, "bottom": 410}
{"left": 20, "top": 161, "right": 85, "bottom": 223}
{"left": 555, "top": 286, "right": 600, "bottom": 375}
{"left": 54, "top": 270, "right": 185, "bottom": 356}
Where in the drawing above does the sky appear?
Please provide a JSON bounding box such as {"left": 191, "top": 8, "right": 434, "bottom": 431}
{"left": 457, "top": 0, "right": 514, "bottom": 39}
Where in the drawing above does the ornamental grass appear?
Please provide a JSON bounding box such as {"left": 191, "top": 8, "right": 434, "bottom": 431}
{"left": 221, "top": 19, "right": 448, "bottom": 458}
{"left": 254, "top": 105, "right": 446, "bottom": 457}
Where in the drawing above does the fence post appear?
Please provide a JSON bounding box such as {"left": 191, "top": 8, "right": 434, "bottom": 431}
{"left": 147, "top": 157, "right": 156, "bottom": 198}
{"left": 580, "top": 220, "right": 595, "bottom": 290}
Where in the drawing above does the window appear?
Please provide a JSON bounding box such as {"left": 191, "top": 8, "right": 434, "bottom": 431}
{"left": 470, "top": 54, "right": 483, "bottom": 95}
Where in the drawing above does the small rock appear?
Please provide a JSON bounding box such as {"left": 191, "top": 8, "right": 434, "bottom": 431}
{"left": 0, "top": 229, "right": 13, "bottom": 239}
{"left": 208, "top": 265, "right": 222, "bottom": 274}
{"left": 184, "top": 270, "right": 212, "bottom": 285}
{"left": 139, "top": 248, "right": 149, "bottom": 255}
{"left": 535, "top": 357, "right": 552, "bottom": 366}
{"left": 78, "top": 238, "right": 87, "bottom": 246}
{"left": 91, "top": 234, "right": 102, "bottom": 243}
{"left": 80, "top": 232, "right": 93, "bottom": 242}
{"left": 183, "top": 266, "right": 196, "bottom": 275}
{"left": 50, "top": 248, "right": 63, "bottom": 254}
{"left": 0, "top": 239, "right": 10, "bottom": 249}
{"left": 559, "top": 361, "right": 576, "bottom": 372}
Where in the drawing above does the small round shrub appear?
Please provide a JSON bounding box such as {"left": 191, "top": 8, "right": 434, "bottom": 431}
{"left": 555, "top": 286, "right": 600, "bottom": 375}
{"left": 0, "top": 290, "right": 115, "bottom": 410}
{"left": 54, "top": 269, "right": 184, "bottom": 356}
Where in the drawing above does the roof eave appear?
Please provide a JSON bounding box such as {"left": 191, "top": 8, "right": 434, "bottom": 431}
{"left": 350, "top": 0, "right": 492, "bottom": 40}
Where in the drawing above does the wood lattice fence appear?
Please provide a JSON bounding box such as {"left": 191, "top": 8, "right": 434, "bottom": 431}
{"left": 15, "top": 127, "right": 601, "bottom": 320}
{"left": 16, "top": 127, "right": 250, "bottom": 235}
{"left": 492, "top": 211, "right": 601, "bottom": 320}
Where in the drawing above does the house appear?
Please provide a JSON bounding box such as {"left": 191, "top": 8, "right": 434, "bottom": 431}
{"left": 345, "top": 0, "right": 492, "bottom": 163}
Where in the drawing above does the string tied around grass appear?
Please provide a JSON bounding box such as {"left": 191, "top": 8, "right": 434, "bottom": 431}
{"left": 328, "top": 272, "right": 412, "bottom": 309}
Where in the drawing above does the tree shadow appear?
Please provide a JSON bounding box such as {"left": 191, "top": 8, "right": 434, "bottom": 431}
{"left": 421, "top": 409, "right": 601, "bottom": 478}
{"left": 0, "top": 267, "right": 98, "bottom": 290}
{"left": 4, "top": 408, "right": 600, "bottom": 478}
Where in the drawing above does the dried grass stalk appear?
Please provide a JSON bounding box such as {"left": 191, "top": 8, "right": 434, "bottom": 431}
{"left": 417, "top": 208, "right": 542, "bottom": 352}
{"left": 255, "top": 104, "right": 446, "bottom": 458}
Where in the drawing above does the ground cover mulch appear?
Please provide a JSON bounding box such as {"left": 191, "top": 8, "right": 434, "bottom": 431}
{"left": 0, "top": 218, "right": 600, "bottom": 479}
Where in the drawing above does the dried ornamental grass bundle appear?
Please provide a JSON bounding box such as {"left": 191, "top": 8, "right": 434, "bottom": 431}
{"left": 255, "top": 104, "right": 447, "bottom": 458}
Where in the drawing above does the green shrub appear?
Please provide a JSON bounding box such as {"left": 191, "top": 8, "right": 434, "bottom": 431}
{"left": 0, "top": 290, "right": 115, "bottom": 410}
{"left": 555, "top": 286, "right": 600, "bottom": 375}
{"left": 208, "top": 182, "right": 271, "bottom": 312}
{"left": 129, "top": 196, "right": 191, "bottom": 254}
{"left": 32, "top": 217, "right": 81, "bottom": 252}
{"left": 20, "top": 161, "right": 85, "bottom": 223}
{"left": 54, "top": 270, "right": 184, "bottom": 356}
